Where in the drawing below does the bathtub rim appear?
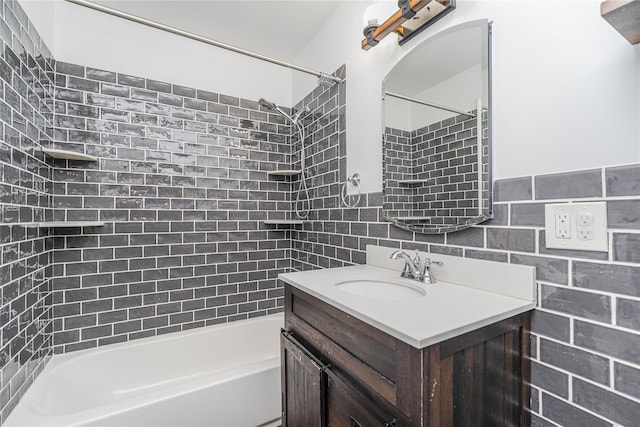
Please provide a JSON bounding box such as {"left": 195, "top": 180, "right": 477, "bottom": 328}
{"left": 53, "top": 312, "right": 284, "bottom": 362}
{"left": 5, "top": 312, "right": 284, "bottom": 427}
{"left": 12, "top": 358, "right": 281, "bottom": 426}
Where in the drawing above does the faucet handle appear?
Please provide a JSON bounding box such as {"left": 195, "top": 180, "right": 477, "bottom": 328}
{"left": 413, "top": 250, "right": 421, "bottom": 265}
{"left": 422, "top": 257, "right": 443, "bottom": 270}
{"left": 421, "top": 258, "right": 443, "bottom": 284}
{"left": 431, "top": 259, "right": 444, "bottom": 267}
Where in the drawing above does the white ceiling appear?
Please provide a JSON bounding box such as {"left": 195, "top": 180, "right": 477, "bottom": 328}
{"left": 90, "top": 0, "right": 346, "bottom": 62}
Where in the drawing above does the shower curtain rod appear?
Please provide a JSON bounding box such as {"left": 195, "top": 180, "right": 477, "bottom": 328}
{"left": 384, "top": 91, "right": 476, "bottom": 118}
{"left": 65, "top": 0, "right": 344, "bottom": 85}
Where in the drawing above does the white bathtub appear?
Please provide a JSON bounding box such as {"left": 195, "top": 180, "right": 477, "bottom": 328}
{"left": 6, "top": 314, "right": 283, "bottom": 427}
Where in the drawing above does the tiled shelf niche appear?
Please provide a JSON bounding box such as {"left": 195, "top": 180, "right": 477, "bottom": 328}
{"left": 267, "top": 169, "right": 301, "bottom": 176}
{"left": 398, "top": 179, "right": 427, "bottom": 185}
{"left": 37, "top": 221, "right": 105, "bottom": 228}
{"left": 265, "top": 168, "right": 304, "bottom": 226}
{"left": 38, "top": 147, "right": 102, "bottom": 229}
{"left": 39, "top": 148, "right": 98, "bottom": 162}
{"left": 263, "top": 220, "right": 306, "bottom": 226}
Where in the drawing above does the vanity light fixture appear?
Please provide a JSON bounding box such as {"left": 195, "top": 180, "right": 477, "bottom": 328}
{"left": 362, "top": 0, "right": 456, "bottom": 50}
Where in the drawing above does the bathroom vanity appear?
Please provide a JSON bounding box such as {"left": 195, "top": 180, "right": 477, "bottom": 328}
{"left": 279, "top": 246, "right": 536, "bottom": 427}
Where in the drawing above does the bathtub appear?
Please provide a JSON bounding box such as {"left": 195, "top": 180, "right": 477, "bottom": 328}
{"left": 6, "top": 314, "right": 283, "bottom": 427}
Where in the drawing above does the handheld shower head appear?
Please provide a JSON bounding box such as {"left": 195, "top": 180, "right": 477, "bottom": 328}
{"left": 259, "top": 97, "right": 310, "bottom": 126}
{"left": 258, "top": 98, "right": 277, "bottom": 110}
{"left": 292, "top": 106, "right": 311, "bottom": 122}
{"left": 259, "top": 97, "right": 301, "bottom": 125}
{"left": 257, "top": 96, "right": 311, "bottom": 219}
{"left": 259, "top": 97, "right": 293, "bottom": 121}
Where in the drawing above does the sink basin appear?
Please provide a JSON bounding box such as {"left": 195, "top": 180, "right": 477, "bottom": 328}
{"left": 335, "top": 279, "right": 426, "bottom": 301}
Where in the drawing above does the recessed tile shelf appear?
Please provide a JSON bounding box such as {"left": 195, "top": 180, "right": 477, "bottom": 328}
{"left": 398, "top": 179, "right": 427, "bottom": 185}
{"left": 267, "top": 170, "right": 301, "bottom": 176}
{"left": 37, "top": 221, "right": 105, "bottom": 228}
{"left": 263, "top": 220, "right": 306, "bottom": 226}
{"left": 39, "top": 148, "right": 98, "bottom": 162}
{"left": 34, "top": 151, "right": 101, "bottom": 230}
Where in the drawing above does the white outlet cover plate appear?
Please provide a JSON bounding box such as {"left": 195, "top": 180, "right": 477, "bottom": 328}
{"left": 544, "top": 202, "right": 608, "bottom": 252}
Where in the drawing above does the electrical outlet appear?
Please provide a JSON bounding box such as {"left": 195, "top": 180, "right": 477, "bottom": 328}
{"left": 544, "top": 202, "right": 608, "bottom": 252}
{"left": 576, "top": 211, "right": 595, "bottom": 241}
{"left": 555, "top": 213, "right": 570, "bottom": 238}
{"left": 577, "top": 226, "right": 594, "bottom": 240}
{"left": 576, "top": 212, "right": 593, "bottom": 226}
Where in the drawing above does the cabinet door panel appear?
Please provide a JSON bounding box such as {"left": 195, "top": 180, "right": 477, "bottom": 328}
{"left": 281, "top": 332, "right": 325, "bottom": 427}
{"left": 326, "top": 368, "right": 403, "bottom": 427}
{"left": 290, "top": 288, "right": 397, "bottom": 379}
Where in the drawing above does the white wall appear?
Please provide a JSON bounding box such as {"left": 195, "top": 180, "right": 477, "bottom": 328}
{"left": 294, "top": 0, "right": 640, "bottom": 192}
{"left": 24, "top": 0, "right": 294, "bottom": 107}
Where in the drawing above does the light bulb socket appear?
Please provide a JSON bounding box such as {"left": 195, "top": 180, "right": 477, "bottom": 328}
{"left": 363, "top": 22, "right": 379, "bottom": 47}
{"left": 398, "top": 0, "right": 416, "bottom": 20}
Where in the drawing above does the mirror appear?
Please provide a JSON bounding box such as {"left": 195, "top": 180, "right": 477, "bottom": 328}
{"left": 382, "top": 19, "right": 492, "bottom": 234}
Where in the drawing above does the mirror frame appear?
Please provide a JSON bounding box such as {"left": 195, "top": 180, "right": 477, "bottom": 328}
{"left": 381, "top": 19, "right": 493, "bottom": 234}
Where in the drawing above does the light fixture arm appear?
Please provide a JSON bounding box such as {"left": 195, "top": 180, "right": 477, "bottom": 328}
{"left": 361, "top": 0, "right": 456, "bottom": 50}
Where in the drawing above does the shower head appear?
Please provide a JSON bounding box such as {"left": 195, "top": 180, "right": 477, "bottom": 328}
{"left": 259, "top": 97, "right": 300, "bottom": 125}
{"left": 259, "top": 97, "right": 310, "bottom": 125}
{"left": 259, "top": 97, "right": 293, "bottom": 121}
{"left": 258, "top": 98, "right": 277, "bottom": 111}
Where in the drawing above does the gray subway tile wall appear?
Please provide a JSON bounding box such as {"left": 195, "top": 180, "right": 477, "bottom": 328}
{"left": 606, "top": 164, "right": 640, "bottom": 197}
{"left": 289, "top": 164, "right": 640, "bottom": 426}
{"left": 50, "top": 60, "right": 324, "bottom": 352}
{"left": 0, "top": 0, "right": 55, "bottom": 422}
{"left": 535, "top": 169, "right": 603, "bottom": 200}
{"left": 0, "top": 0, "right": 639, "bottom": 425}
{"left": 47, "top": 62, "right": 346, "bottom": 357}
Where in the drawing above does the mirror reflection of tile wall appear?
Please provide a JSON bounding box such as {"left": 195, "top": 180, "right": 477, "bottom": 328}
{"left": 381, "top": 20, "right": 492, "bottom": 234}
{"left": 384, "top": 108, "right": 488, "bottom": 231}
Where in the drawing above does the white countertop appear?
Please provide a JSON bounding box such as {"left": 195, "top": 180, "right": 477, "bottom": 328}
{"left": 279, "top": 246, "right": 536, "bottom": 349}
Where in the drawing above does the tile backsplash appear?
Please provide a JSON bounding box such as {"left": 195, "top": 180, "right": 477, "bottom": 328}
{"left": 1, "top": 0, "right": 639, "bottom": 425}
{"left": 49, "top": 62, "right": 336, "bottom": 352}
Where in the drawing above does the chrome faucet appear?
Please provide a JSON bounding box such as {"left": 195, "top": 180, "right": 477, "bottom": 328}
{"left": 390, "top": 250, "right": 422, "bottom": 279}
{"left": 390, "top": 250, "right": 443, "bottom": 284}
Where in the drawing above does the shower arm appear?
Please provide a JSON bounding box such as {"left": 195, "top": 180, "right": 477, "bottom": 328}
{"left": 65, "top": 0, "right": 344, "bottom": 86}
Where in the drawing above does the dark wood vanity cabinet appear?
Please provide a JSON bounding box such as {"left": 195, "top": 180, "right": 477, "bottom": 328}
{"left": 281, "top": 285, "right": 532, "bottom": 427}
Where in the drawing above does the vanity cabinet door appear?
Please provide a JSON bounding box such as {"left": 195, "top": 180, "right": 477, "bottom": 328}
{"left": 283, "top": 284, "right": 531, "bottom": 427}
{"left": 281, "top": 331, "right": 326, "bottom": 427}
{"left": 326, "top": 371, "right": 399, "bottom": 427}
{"left": 285, "top": 285, "right": 422, "bottom": 420}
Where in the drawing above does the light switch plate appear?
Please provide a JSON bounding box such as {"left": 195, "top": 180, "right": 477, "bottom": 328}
{"left": 544, "top": 202, "right": 608, "bottom": 252}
